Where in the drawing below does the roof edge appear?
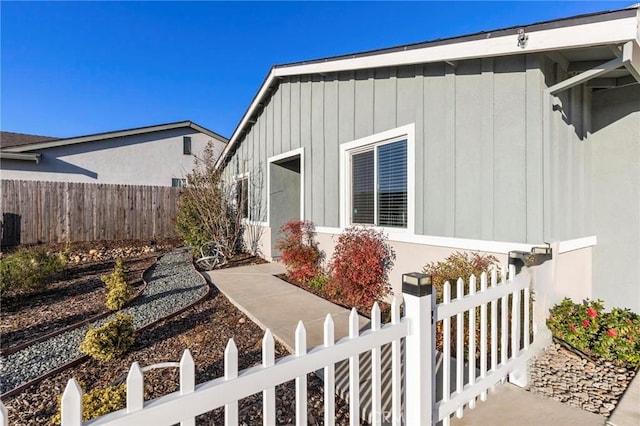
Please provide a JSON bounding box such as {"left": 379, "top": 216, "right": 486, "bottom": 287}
{"left": 5, "top": 120, "right": 228, "bottom": 153}
{"left": 215, "top": 6, "right": 640, "bottom": 170}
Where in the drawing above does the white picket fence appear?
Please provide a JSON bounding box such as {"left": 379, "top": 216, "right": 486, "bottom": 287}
{"left": 0, "top": 265, "right": 538, "bottom": 425}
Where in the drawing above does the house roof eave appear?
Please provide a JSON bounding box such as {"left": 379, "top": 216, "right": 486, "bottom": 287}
{"left": 214, "top": 6, "right": 640, "bottom": 171}
{"left": 5, "top": 121, "right": 228, "bottom": 153}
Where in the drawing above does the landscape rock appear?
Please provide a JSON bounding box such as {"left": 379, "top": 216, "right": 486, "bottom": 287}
{"left": 528, "top": 343, "right": 636, "bottom": 418}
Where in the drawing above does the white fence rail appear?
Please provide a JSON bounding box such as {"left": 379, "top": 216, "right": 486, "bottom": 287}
{"left": 0, "top": 265, "right": 539, "bottom": 425}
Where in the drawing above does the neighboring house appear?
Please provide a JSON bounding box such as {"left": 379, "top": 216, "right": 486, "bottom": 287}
{"left": 217, "top": 6, "right": 640, "bottom": 313}
{"left": 0, "top": 121, "right": 228, "bottom": 187}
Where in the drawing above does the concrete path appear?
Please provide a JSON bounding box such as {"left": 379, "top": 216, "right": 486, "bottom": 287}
{"left": 203, "top": 263, "right": 370, "bottom": 350}
{"left": 450, "top": 383, "right": 604, "bottom": 426}
{"left": 203, "top": 262, "right": 632, "bottom": 426}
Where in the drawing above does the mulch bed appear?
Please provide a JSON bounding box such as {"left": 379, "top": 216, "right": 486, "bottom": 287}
{"left": 2, "top": 244, "right": 353, "bottom": 425}
{"left": 3, "top": 288, "right": 353, "bottom": 425}
{"left": 1, "top": 257, "right": 154, "bottom": 351}
{"left": 275, "top": 273, "right": 392, "bottom": 322}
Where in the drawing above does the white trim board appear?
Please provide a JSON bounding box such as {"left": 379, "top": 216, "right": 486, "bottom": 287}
{"left": 339, "top": 124, "right": 415, "bottom": 234}
{"left": 267, "top": 147, "right": 305, "bottom": 224}
{"left": 314, "top": 226, "right": 597, "bottom": 255}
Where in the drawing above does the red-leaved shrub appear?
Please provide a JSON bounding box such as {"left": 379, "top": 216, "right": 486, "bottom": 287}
{"left": 275, "top": 220, "right": 323, "bottom": 284}
{"left": 327, "top": 226, "right": 395, "bottom": 310}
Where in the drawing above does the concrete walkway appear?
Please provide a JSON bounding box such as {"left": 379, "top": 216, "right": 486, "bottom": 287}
{"left": 203, "top": 262, "right": 370, "bottom": 350}
{"left": 203, "top": 262, "right": 628, "bottom": 425}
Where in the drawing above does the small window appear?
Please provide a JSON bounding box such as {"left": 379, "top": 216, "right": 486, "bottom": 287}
{"left": 171, "top": 178, "right": 187, "bottom": 188}
{"left": 183, "top": 136, "right": 192, "bottom": 155}
{"left": 348, "top": 139, "right": 407, "bottom": 228}
{"left": 236, "top": 176, "right": 249, "bottom": 219}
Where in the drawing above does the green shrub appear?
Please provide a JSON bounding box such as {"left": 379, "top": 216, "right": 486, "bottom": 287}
{"left": 547, "top": 298, "right": 640, "bottom": 368}
{"left": 327, "top": 227, "right": 395, "bottom": 311}
{"left": 422, "top": 252, "right": 498, "bottom": 302}
{"left": 102, "top": 259, "right": 130, "bottom": 311}
{"left": 0, "top": 249, "right": 65, "bottom": 295}
{"left": 51, "top": 383, "right": 126, "bottom": 424}
{"left": 308, "top": 272, "right": 329, "bottom": 292}
{"left": 79, "top": 313, "right": 135, "bottom": 361}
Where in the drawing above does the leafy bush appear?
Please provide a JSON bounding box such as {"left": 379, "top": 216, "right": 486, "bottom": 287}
{"left": 79, "top": 313, "right": 135, "bottom": 361}
{"left": 275, "top": 220, "right": 324, "bottom": 285}
{"left": 102, "top": 258, "right": 130, "bottom": 311}
{"left": 0, "top": 249, "right": 65, "bottom": 296}
{"left": 175, "top": 143, "right": 244, "bottom": 257}
{"left": 327, "top": 226, "right": 395, "bottom": 310}
{"left": 422, "top": 251, "right": 498, "bottom": 302}
{"left": 51, "top": 383, "right": 126, "bottom": 424}
{"left": 547, "top": 298, "right": 640, "bottom": 368}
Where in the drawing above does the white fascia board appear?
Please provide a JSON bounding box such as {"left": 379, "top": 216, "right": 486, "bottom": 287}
{"left": 557, "top": 236, "right": 597, "bottom": 253}
{"left": 273, "top": 17, "right": 639, "bottom": 77}
{"left": 215, "top": 69, "right": 277, "bottom": 169}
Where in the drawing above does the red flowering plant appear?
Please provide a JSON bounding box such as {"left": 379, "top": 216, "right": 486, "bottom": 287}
{"left": 546, "top": 298, "right": 603, "bottom": 352}
{"left": 547, "top": 298, "right": 640, "bottom": 368}
{"left": 326, "top": 226, "right": 395, "bottom": 311}
{"left": 275, "top": 220, "right": 324, "bottom": 285}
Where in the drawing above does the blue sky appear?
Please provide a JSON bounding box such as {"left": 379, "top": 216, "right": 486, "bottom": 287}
{"left": 1, "top": 1, "right": 633, "bottom": 139}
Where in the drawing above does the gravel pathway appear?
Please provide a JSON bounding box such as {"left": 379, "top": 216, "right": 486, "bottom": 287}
{"left": 0, "top": 248, "right": 207, "bottom": 394}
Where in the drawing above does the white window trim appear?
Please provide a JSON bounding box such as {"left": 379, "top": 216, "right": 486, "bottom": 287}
{"left": 267, "top": 147, "right": 305, "bottom": 224}
{"left": 339, "top": 124, "right": 415, "bottom": 234}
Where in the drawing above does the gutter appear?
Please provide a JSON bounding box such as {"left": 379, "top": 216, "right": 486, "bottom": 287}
{"left": 0, "top": 151, "right": 41, "bottom": 163}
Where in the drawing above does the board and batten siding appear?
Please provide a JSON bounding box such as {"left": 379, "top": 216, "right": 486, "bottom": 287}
{"left": 225, "top": 54, "right": 547, "bottom": 244}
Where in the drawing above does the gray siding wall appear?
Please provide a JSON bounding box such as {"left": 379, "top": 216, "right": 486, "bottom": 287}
{"left": 543, "top": 54, "right": 640, "bottom": 312}
{"left": 1, "top": 129, "right": 226, "bottom": 186}
{"left": 590, "top": 85, "right": 639, "bottom": 311}
{"left": 226, "top": 54, "right": 546, "bottom": 244}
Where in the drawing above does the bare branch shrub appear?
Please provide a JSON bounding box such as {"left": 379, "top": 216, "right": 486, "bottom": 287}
{"left": 175, "top": 143, "right": 243, "bottom": 256}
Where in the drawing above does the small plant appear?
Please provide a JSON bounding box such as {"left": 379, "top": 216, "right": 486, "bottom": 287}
{"left": 422, "top": 251, "right": 498, "bottom": 302}
{"left": 327, "top": 226, "right": 395, "bottom": 310}
{"left": 547, "top": 298, "right": 640, "bottom": 368}
{"left": 102, "top": 258, "right": 130, "bottom": 311}
{"left": 0, "top": 249, "right": 64, "bottom": 296}
{"left": 275, "top": 220, "right": 324, "bottom": 285}
{"left": 307, "top": 272, "right": 329, "bottom": 292}
{"left": 51, "top": 383, "right": 126, "bottom": 424}
{"left": 79, "top": 313, "right": 135, "bottom": 361}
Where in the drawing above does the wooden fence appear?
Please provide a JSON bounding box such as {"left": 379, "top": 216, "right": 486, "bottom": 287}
{"left": 1, "top": 180, "right": 180, "bottom": 245}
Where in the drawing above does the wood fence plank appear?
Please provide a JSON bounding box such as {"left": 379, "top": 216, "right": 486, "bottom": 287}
{"left": 0, "top": 180, "right": 179, "bottom": 245}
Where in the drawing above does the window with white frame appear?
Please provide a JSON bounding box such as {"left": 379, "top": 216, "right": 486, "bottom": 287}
{"left": 348, "top": 137, "right": 408, "bottom": 228}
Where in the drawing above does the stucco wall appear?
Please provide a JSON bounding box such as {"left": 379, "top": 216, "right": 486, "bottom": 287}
{"left": 0, "top": 128, "right": 226, "bottom": 186}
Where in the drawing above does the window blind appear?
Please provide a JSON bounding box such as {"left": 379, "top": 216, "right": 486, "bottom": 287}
{"left": 377, "top": 140, "right": 407, "bottom": 227}
{"left": 352, "top": 150, "right": 374, "bottom": 224}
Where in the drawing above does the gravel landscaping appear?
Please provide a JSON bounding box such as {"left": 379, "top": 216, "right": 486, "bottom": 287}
{"left": 2, "top": 268, "right": 352, "bottom": 425}
{"left": 1, "top": 257, "right": 152, "bottom": 351}
{"left": 0, "top": 248, "right": 207, "bottom": 395}
{"left": 528, "top": 343, "right": 637, "bottom": 417}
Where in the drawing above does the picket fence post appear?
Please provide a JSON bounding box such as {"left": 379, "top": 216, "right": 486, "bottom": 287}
{"left": 0, "top": 400, "right": 8, "bottom": 426}
{"left": 402, "top": 272, "right": 434, "bottom": 426}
